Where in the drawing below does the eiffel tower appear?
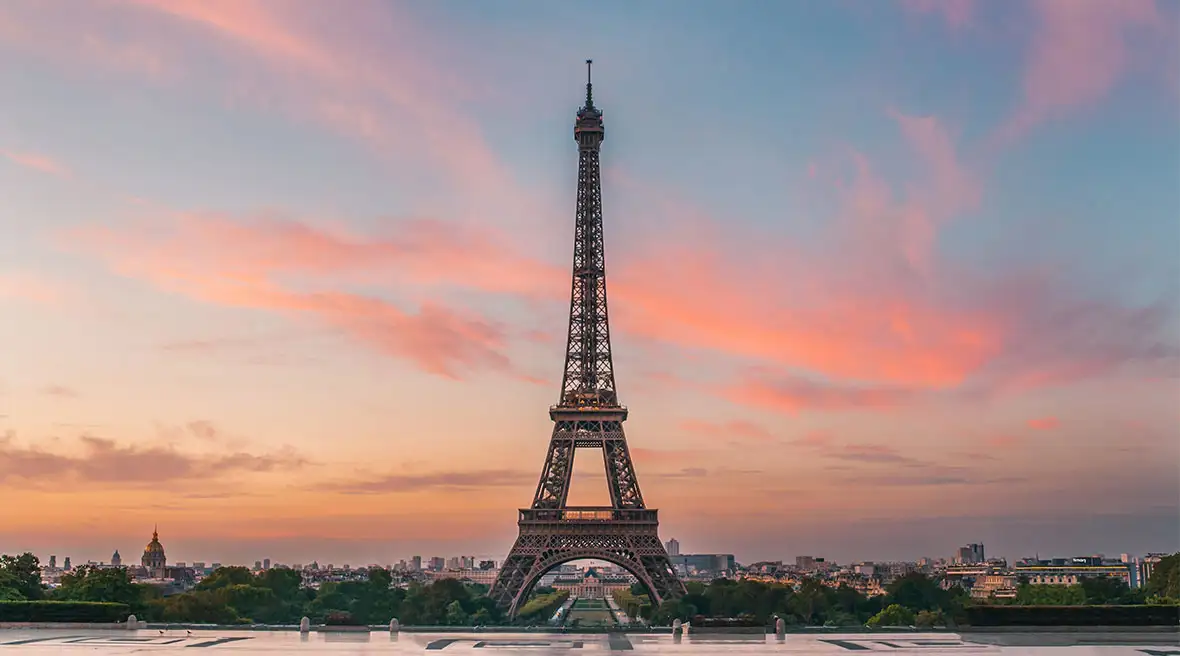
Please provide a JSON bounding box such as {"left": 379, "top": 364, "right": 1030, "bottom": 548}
{"left": 489, "top": 61, "right": 685, "bottom": 617}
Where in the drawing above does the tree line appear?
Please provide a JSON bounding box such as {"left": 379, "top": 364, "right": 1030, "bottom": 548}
{"left": 1, "top": 552, "right": 1177, "bottom": 626}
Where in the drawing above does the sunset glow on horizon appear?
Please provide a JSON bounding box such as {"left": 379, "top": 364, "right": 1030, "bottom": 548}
{"left": 1, "top": 0, "right": 1177, "bottom": 567}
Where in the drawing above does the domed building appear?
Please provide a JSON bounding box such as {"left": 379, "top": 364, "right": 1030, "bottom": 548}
{"left": 111, "top": 550, "right": 122, "bottom": 568}
{"left": 142, "top": 526, "right": 166, "bottom": 576}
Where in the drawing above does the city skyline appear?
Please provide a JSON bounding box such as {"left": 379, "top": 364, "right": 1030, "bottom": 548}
{"left": 1, "top": 0, "right": 1178, "bottom": 565}
{"left": 21, "top": 525, "right": 1170, "bottom": 574}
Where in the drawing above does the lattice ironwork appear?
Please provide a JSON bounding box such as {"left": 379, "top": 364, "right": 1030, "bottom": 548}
{"left": 490, "top": 61, "right": 684, "bottom": 618}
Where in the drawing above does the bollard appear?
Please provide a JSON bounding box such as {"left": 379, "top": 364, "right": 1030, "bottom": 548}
{"left": 299, "top": 616, "right": 310, "bottom": 633}
{"left": 672, "top": 619, "right": 682, "bottom": 634}
{"left": 126, "top": 614, "right": 137, "bottom": 630}
{"left": 389, "top": 618, "right": 399, "bottom": 633}
{"left": 775, "top": 616, "right": 786, "bottom": 640}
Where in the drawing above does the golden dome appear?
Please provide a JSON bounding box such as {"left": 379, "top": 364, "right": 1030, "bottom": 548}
{"left": 144, "top": 528, "right": 164, "bottom": 554}
{"left": 142, "top": 525, "right": 166, "bottom": 571}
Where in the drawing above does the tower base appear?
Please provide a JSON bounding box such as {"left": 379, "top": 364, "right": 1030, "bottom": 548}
{"left": 489, "top": 506, "right": 684, "bottom": 617}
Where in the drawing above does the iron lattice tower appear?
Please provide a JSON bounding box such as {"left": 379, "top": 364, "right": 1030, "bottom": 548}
{"left": 490, "top": 61, "right": 685, "bottom": 617}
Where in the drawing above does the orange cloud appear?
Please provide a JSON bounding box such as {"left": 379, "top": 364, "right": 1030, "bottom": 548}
{"left": 788, "top": 430, "right": 835, "bottom": 449}
{"left": 996, "top": 0, "right": 1167, "bottom": 144}
{"left": 1027, "top": 416, "right": 1060, "bottom": 430}
{"left": 69, "top": 212, "right": 562, "bottom": 299}
{"left": 0, "top": 271, "right": 69, "bottom": 304}
{"left": 725, "top": 374, "right": 912, "bottom": 415}
{"left": 1, "top": 149, "right": 68, "bottom": 176}
{"left": 40, "top": 384, "right": 79, "bottom": 399}
{"left": 985, "top": 435, "right": 1021, "bottom": 448}
{"left": 901, "top": 0, "right": 973, "bottom": 29}
{"left": 62, "top": 212, "right": 557, "bottom": 379}
{"left": 0, "top": 433, "right": 305, "bottom": 487}
{"left": 607, "top": 113, "right": 1004, "bottom": 391}
{"left": 678, "top": 419, "right": 775, "bottom": 443}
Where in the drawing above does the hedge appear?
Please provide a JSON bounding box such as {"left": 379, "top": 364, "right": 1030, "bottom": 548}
{"left": 516, "top": 591, "right": 570, "bottom": 622}
{"left": 964, "top": 605, "right": 1180, "bottom": 627}
{"left": 0, "top": 601, "right": 131, "bottom": 623}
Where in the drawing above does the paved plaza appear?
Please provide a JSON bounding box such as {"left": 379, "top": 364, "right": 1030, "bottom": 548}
{"left": 0, "top": 630, "right": 1177, "bottom": 654}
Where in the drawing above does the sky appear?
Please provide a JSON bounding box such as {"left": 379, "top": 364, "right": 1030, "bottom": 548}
{"left": 0, "top": 0, "right": 1177, "bottom": 568}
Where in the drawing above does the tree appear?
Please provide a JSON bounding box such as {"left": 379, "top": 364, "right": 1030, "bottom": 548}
{"left": 886, "top": 573, "right": 945, "bottom": 612}
{"left": 0, "top": 553, "right": 44, "bottom": 600}
{"left": 914, "top": 609, "right": 944, "bottom": 628}
{"left": 256, "top": 567, "right": 302, "bottom": 599}
{"left": 1080, "top": 576, "right": 1136, "bottom": 605}
{"left": 152, "top": 590, "right": 243, "bottom": 624}
{"left": 55, "top": 565, "right": 154, "bottom": 612}
{"left": 867, "top": 603, "right": 915, "bottom": 627}
{"left": 445, "top": 599, "right": 469, "bottom": 626}
{"left": 789, "top": 578, "right": 828, "bottom": 625}
{"left": 1014, "top": 583, "right": 1084, "bottom": 606}
{"left": 1146, "top": 554, "right": 1180, "bottom": 601}
{"left": 194, "top": 566, "right": 254, "bottom": 591}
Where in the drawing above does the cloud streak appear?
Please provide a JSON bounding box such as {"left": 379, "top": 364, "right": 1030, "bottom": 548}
{"left": 995, "top": 0, "right": 1169, "bottom": 144}
{"left": 62, "top": 212, "right": 556, "bottom": 379}
{"left": 319, "top": 469, "right": 532, "bottom": 495}
{"left": 0, "top": 433, "right": 306, "bottom": 486}
{"left": 1, "top": 149, "right": 69, "bottom": 176}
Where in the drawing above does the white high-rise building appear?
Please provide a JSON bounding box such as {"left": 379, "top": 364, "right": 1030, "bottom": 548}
{"left": 665, "top": 538, "right": 680, "bottom": 556}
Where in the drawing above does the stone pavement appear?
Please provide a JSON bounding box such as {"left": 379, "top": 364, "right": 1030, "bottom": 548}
{"left": 0, "top": 629, "right": 1176, "bottom": 654}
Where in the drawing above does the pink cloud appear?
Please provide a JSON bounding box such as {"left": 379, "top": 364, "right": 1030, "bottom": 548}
{"left": 0, "top": 272, "right": 69, "bottom": 304}
{"left": 984, "top": 435, "right": 1021, "bottom": 448}
{"left": 608, "top": 117, "right": 1001, "bottom": 390}
{"left": 1, "top": 149, "right": 68, "bottom": 176}
{"left": 724, "top": 374, "right": 912, "bottom": 415}
{"left": 887, "top": 111, "right": 981, "bottom": 270}
{"left": 678, "top": 419, "right": 776, "bottom": 443}
{"left": 901, "top": 0, "right": 973, "bottom": 29}
{"left": 789, "top": 430, "right": 835, "bottom": 448}
{"left": 61, "top": 212, "right": 555, "bottom": 380}
{"left": 996, "top": 0, "right": 1166, "bottom": 144}
{"left": 0, "top": 1, "right": 543, "bottom": 223}
{"left": 1027, "top": 416, "right": 1060, "bottom": 430}
{"left": 0, "top": 433, "right": 306, "bottom": 486}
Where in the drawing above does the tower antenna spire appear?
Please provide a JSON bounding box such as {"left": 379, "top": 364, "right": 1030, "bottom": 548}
{"left": 585, "top": 59, "right": 593, "bottom": 108}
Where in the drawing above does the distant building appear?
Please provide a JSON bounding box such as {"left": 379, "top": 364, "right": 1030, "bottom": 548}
{"left": 427, "top": 568, "right": 499, "bottom": 586}
{"left": 479, "top": 560, "right": 496, "bottom": 570}
{"left": 670, "top": 554, "right": 735, "bottom": 576}
{"left": 141, "top": 526, "right": 166, "bottom": 577}
{"left": 263, "top": 558, "right": 271, "bottom": 570}
{"left": 795, "top": 556, "right": 816, "bottom": 571}
{"left": 1137, "top": 554, "right": 1167, "bottom": 588}
{"left": 429, "top": 557, "right": 445, "bottom": 571}
{"left": 48, "top": 555, "right": 56, "bottom": 569}
{"left": 63, "top": 557, "right": 71, "bottom": 571}
{"left": 579, "top": 569, "right": 604, "bottom": 598}
{"left": 411, "top": 556, "right": 422, "bottom": 571}
{"left": 111, "top": 550, "right": 122, "bottom": 568}
{"left": 957, "top": 543, "right": 985, "bottom": 564}
{"left": 1013, "top": 561, "right": 1133, "bottom": 587}
{"left": 665, "top": 538, "right": 680, "bottom": 556}
{"left": 254, "top": 561, "right": 262, "bottom": 571}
